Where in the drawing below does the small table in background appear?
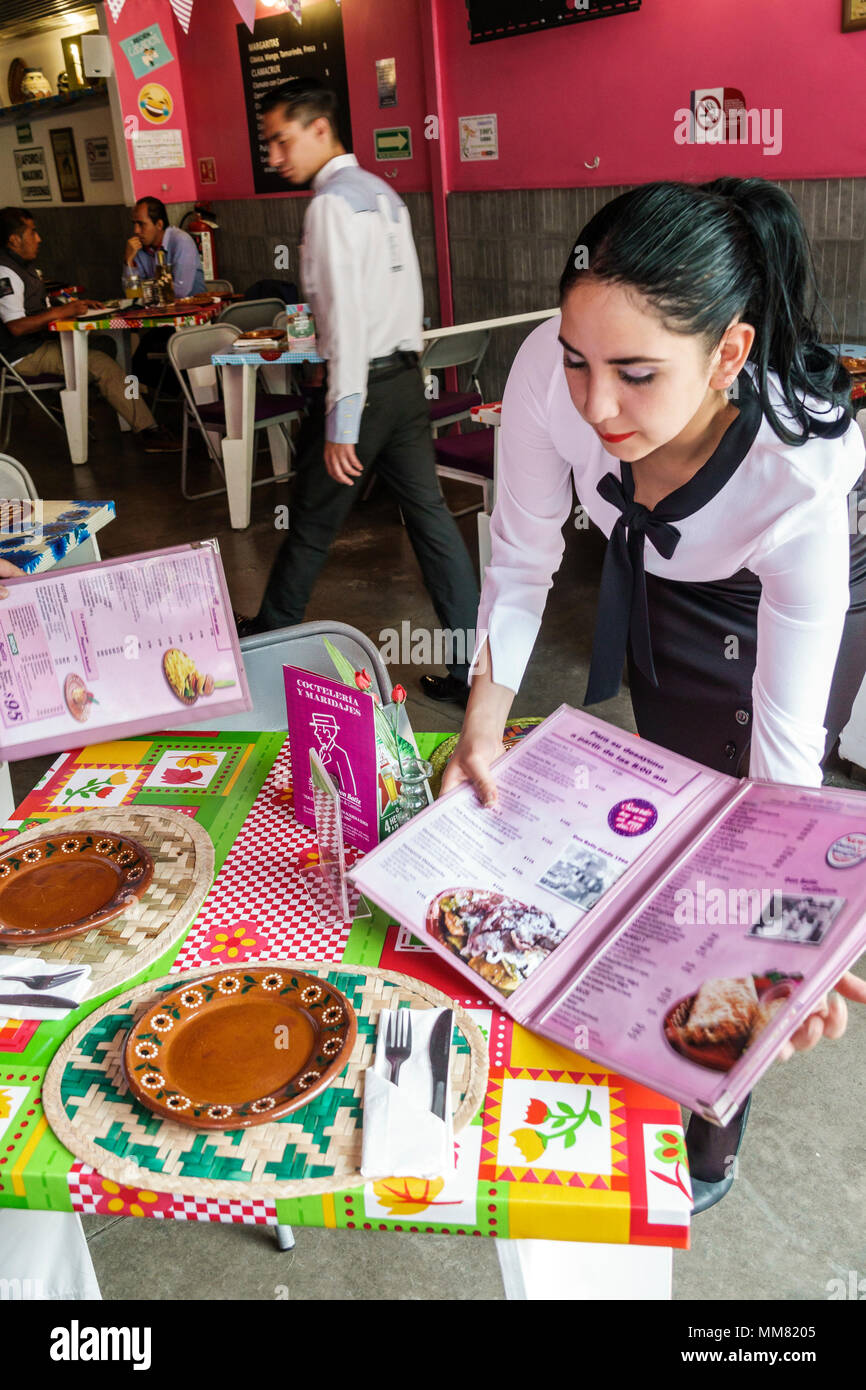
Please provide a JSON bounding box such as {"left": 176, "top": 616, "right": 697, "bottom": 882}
{"left": 212, "top": 305, "right": 321, "bottom": 529}
{"left": 51, "top": 304, "right": 222, "bottom": 465}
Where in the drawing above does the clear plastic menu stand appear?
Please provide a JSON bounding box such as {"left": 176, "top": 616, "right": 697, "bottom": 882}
{"left": 298, "top": 750, "right": 371, "bottom": 929}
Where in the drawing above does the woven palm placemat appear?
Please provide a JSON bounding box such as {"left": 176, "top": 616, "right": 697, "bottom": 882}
{"left": 43, "top": 959, "right": 489, "bottom": 1199}
{"left": 0, "top": 810, "right": 214, "bottom": 1001}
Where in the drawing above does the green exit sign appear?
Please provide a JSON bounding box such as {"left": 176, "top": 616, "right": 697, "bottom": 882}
{"left": 374, "top": 127, "right": 412, "bottom": 161}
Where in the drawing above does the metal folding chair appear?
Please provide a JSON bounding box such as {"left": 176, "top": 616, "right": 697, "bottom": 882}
{"left": 167, "top": 322, "right": 304, "bottom": 503}
{"left": 422, "top": 328, "right": 490, "bottom": 433}
{"left": 0, "top": 350, "right": 65, "bottom": 448}
{"left": 218, "top": 299, "right": 287, "bottom": 333}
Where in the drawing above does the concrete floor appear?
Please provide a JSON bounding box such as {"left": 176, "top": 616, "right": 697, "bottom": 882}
{"left": 6, "top": 388, "right": 866, "bottom": 1301}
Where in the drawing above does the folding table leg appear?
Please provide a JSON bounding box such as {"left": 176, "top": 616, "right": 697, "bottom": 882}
{"left": 59, "top": 328, "right": 89, "bottom": 465}
{"left": 274, "top": 1224, "right": 295, "bottom": 1251}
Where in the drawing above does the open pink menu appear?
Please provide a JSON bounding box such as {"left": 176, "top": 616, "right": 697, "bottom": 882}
{"left": 350, "top": 706, "right": 866, "bottom": 1124}
{"left": 0, "top": 541, "right": 251, "bottom": 760}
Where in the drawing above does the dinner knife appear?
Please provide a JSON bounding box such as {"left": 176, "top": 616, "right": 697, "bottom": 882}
{"left": 428, "top": 1009, "right": 453, "bottom": 1120}
{"left": 0, "top": 993, "right": 83, "bottom": 1010}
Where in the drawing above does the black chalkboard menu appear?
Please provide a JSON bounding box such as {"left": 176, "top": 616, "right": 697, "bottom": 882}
{"left": 237, "top": 0, "right": 352, "bottom": 195}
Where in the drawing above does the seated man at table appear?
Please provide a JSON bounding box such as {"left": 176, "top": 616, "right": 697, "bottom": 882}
{"left": 123, "top": 196, "right": 206, "bottom": 298}
{"left": 0, "top": 206, "right": 177, "bottom": 452}
{"left": 123, "top": 195, "right": 206, "bottom": 390}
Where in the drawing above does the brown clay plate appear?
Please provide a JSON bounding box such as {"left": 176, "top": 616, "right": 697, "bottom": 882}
{"left": 122, "top": 967, "right": 358, "bottom": 1129}
{"left": 0, "top": 832, "right": 154, "bottom": 944}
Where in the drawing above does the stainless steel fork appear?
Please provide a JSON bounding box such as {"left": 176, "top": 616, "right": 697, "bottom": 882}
{"left": 0, "top": 969, "right": 85, "bottom": 991}
{"left": 384, "top": 1009, "right": 412, "bottom": 1084}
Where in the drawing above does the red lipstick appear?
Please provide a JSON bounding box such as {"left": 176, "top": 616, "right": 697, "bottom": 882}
{"left": 599, "top": 431, "right": 636, "bottom": 443}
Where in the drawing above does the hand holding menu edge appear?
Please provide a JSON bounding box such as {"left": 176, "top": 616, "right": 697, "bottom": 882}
{"left": 440, "top": 638, "right": 515, "bottom": 808}
{"left": 0, "top": 559, "right": 24, "bottom": 600}
{"left": 778, "top": 971, "right": 866, "bottom": 1061}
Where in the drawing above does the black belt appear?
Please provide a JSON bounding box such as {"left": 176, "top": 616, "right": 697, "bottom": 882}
{"left": 367, "top": 350, "right": 419, "bottom": 376}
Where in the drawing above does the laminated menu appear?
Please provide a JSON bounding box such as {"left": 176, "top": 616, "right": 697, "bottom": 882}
{"left": 0, "top": 541, "right": 250, "bottom": 760}
{"left": 350, "top": 706, "right": 866, "bottom": 1124}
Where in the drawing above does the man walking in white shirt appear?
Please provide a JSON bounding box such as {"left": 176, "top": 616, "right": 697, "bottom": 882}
{"left": 240, "top": 79, "right": 479, "bottom": 704}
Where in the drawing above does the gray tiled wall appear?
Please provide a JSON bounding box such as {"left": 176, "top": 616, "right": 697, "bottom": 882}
{"left": 23, "top": 178, "right": 866, "bottom": 397}
{"left": 449, "top": 179, "right": 866, "bottom": 400}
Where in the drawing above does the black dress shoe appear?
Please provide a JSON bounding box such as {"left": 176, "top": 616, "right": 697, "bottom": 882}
{"left": 233, "top": 610, "right": 264, "bottom": 639}
{"left": 419, "top": 673, "right": 470, "bottom": 706}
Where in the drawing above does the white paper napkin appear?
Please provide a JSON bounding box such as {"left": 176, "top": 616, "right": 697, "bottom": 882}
{"left": 361, "top": 1006, "right": 454, "bottom": 1179}
{"left": 0, "top": 957, "right": 92, "bottom": 1020}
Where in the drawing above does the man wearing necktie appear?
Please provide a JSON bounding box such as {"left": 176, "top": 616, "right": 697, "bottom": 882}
{"left": 239, "top": 79, "right": 479, "bottom": 704}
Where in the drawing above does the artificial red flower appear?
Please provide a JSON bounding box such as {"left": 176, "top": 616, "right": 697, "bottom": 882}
{"left": 391, "top": 684, "right": 407, "bottom": 704}
{"left": 162, "top": 768, "right": 204, "bottom": 785}
{"left": 354, "top": 669, "right": 372, "bottom": 692}
{"left": 524, "top": 1098, "right": 549, "bottom": 1125}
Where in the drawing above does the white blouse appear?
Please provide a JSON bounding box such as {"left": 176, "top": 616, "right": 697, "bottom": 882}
{"left": 475, "top": 314, "right": 865, "bottom": 788}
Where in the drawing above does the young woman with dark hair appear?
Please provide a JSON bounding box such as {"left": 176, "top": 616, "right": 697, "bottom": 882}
{"left": 443, "top": 177, "right": 866, "bottom": 1211}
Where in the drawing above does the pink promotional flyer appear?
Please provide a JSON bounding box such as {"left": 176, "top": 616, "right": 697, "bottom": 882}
{"left": 350, "top": 706, "right": 866, "bottom": 1123}
{"left": 283, "top": 665, "right": 380, "bottom": 853}
{"left": 0, "top": 542, "right": 250, "bottom": 760}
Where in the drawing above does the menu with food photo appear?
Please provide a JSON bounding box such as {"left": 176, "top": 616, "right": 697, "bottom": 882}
{"left": 350, "top": 706, "right": 866, "bottom": 1124}
{"left": 0, "top": 541, "right": 250, "bottom": 759}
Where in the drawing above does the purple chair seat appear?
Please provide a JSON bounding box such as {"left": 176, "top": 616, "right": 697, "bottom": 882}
{"left": 196, "top": 394, "right": 305, "bottom": 429}
{"left": 433, "top": 428, "right": 494, "bottom": 479}
{"left": 428, "top": 389, "right": 482, "bottom": 422}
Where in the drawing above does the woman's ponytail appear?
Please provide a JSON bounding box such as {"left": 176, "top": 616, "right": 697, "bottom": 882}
{"left": 560, "top": 177, "right": 851, "bottom": 445}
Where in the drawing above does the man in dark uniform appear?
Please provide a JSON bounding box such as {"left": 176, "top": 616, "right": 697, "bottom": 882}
{"left": 237, "top": 79, "right": 478, "bottom": 704}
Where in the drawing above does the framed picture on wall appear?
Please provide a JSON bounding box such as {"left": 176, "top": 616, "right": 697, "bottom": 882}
{"left": 842, "top": 0, "right": 866, "bottom": 32}
{"left": 49, "top": 127, "right": 84, "bottom": 202}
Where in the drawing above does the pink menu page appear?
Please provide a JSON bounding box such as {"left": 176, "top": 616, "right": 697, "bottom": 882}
{"left": 540, "top": 779, "right": 866, "bottom": 1123}
{"left": 0, "top": 541, "right": 250, "bottom": 760}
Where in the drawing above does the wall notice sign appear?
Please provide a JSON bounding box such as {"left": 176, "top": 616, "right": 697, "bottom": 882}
{"left": 120, "top": 23, "right": 174, "bottom": 78}
{"left": 459, "top": 113, "right": 498, "bottom": 161}
{"left": 374, "top": 127, "right": 411, "bottom": 161}
{"left": 132, "top": 129, "right": 186, "bottom": 171}
{"left": 14, "top": 147, "right": 51, "bottom": 202}
{"left": 236, "top": 1, "right": 351, "bottom": 195}
{"left": 16, "top": 123, "right": 32, "bottom": 144}
{"left": 198, "top": 156, "right": 217, "bottom": 185}
{"left": 376, "top": 57, "right": 397, "bottom": 108}
{"left": 84, "top": 136, "right": 114, "bottom": 182}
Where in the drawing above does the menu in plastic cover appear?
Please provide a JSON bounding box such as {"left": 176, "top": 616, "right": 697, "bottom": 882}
{"left": 0, "top": 541, "right": 251, "bottom": 760}
{"left": 349, "top": 706, "right": 866, "bottom": 1123}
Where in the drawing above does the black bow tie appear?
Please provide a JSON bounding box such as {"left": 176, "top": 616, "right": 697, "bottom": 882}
{"left": 583, "top": 470, "right": 682, "bottom": 705}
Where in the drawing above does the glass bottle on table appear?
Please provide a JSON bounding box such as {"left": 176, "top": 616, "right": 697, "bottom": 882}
{"left": 126, "top": 273, "right": 142, "bottom": 303}
{"left": 155, "top": 248, "right": 174, "bottom": 305}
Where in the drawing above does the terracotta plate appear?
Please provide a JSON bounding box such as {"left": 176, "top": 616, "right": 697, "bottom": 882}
{"left": 122, "top": 967, "right": 358, "bottom": 1129}
{"left": 0, "top": 832, "right": 154, "bottom": 944}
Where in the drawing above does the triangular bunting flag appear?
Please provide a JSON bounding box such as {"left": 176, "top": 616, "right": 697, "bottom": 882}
{"left": 590, "top": 1175, "right": 609, "bottom": 1189}
{"left": 543, "top": 1171, "right": 562, "bottom": 1186}
{"left": 105, "top": 0, "right": 127, "bottom": 20}
{"left": 233, "top": 0, "right": 257, "bottom": 30}
{"left": 169, "top": 0, "right": 194, "bottom": 34}
{"left": 288, "top": 0, "right": 303, "bottom": 21}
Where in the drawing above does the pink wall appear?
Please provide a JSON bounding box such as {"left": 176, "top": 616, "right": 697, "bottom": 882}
{"left": 109, "top": 0, "right": 198, "bottom": 203}
{"left": 106, "top": 0, "right": 866, "bottom": 204}
{"left": 437, "top": 0, "right": 866, "bottom": 191}
{"left": 172, "top": 0, "right": 433, "bottom": 200}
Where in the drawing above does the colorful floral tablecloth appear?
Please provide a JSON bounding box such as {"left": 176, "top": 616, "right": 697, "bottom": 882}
{"left": 0, "top": 730, "right": 690, "bottom": 1246}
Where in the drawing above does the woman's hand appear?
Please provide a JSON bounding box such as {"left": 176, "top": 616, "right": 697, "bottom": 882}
{"left": 0, "top": 559, "right": 23, "bottom": 599}
{"left": 779, "top": 971, "right": 866, "bottom": 1060}
{"left": 439, "top": 639, "right": 515, "bottom": 806}
{"left": 441, "top": 721, "right": 505, "bottom": 806}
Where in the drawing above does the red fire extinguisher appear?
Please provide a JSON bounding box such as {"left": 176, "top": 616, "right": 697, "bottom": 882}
{"left": 182, "top": 204, "right": 219, "bottom": 282}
